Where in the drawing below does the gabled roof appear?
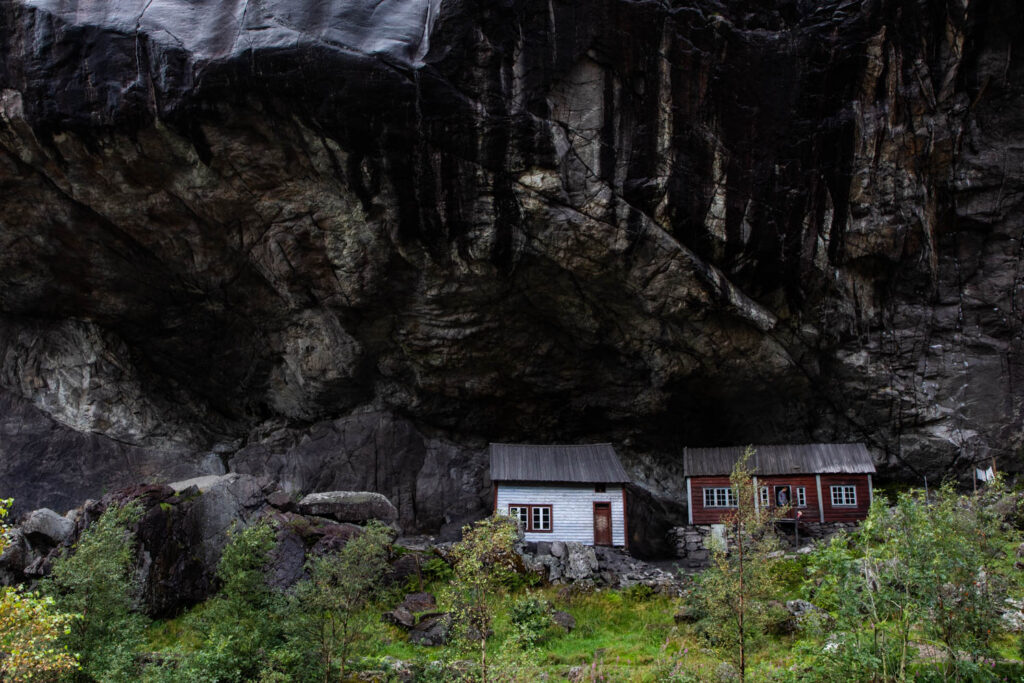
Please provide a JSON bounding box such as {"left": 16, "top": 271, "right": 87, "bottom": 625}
{"left": 684, "top": 443, "right": 875, "bottom": 477}
{"left": 489, "top": 443, "right": 630, "bottom": 483}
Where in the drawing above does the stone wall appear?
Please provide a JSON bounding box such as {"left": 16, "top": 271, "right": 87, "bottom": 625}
{"left": 671, "top": 520, "right": 861, "bottom": 568}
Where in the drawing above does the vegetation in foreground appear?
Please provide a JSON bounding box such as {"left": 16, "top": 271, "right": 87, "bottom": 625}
{"left": 1, "top": 472, "right": 1023, "bottom": 681}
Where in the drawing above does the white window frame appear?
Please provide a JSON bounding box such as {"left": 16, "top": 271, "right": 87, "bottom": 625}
{"left": 830, "top": 485, "right": 857, "bottom": 507}
{"left": 796, "top": 487, "right": 807, "bottom": 507}
{"left": 532, "top": 505, "right": 551, "bottom": 531}
{"left": 703, "top": 487, "right": 738, "bottom": 508}
{"left": 508, "top": 504, "right": 552, "bottom": 532}
{"left": 759, "top": 486, "right": 770, "bottom": 507}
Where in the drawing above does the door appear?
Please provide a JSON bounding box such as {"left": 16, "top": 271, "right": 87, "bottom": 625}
{"left": 593, "top": 502, "right": 612, "bottom": 546}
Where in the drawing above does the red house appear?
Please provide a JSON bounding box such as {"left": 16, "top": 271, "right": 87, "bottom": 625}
{"left": 683, "top": 444, "right": 875, "bottom": 525}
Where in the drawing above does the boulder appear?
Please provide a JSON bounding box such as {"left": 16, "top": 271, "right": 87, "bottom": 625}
{"left": 786, "top": 599, "right": 827, "bottom": 619}
{"left": 0, "top": 528, "right": 30, "bottom": 578}
{"left": 309, "top": 522, "right": 365, "bottom": 556}
{"left": 383, "top": 605, "right": 416, "bottom": 629}
{"left": 298, "top": 491, "right": 398, "bottom": 525}
{"left": 564, "top": 543, "right": 599, "bottom": 581}
{"left": 20, "top": 508, "right": 74, "bottom": 545}
{"left": 408, "top": 613, "right": 451, "bottom": 646}
{"left": 267, "top": 526, "right": 307, "bottom": 590}
{"left": 552, "top": 610, "right": 575, "bottom": 632}
{"left": 1001, "top": 598, "right": 1024, "bottom": 632}
{"left": 386, "top": 554, "right": 423, "bottom": 586}
{"left": 399, "top": 592, "right": 437, "bottom": 614}
{"left": 266, "top": 490, "right": 296, "bottom": 512}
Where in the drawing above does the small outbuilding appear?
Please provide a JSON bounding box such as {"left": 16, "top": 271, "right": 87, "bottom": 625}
{"left": 683, "top": 443, "right": 875, "bottom": 525}
{"left": 490, "top": 443, "right": 630, "bottom": 548}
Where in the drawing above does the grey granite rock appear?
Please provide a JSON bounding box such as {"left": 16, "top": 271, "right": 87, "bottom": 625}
{"left": 20, "top": 508, "right": 73, "bottom": 545}
{"left": 408, "top": 613, "right": 451, "bottom": 647}
{"left": 297, "top": 491, "right": 398, "bottom": 525}
{"left": 0, "top": 0, "right": 1023, "bottom": 530}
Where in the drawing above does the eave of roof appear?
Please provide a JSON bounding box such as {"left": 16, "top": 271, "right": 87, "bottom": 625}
{"left": 489, "top": 443, "right": 631, "bottom": 483}
{"left": 683, "top": 443, "right": 876, "bottom": 477}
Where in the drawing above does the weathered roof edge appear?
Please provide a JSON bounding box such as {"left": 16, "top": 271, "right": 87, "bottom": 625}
{"left": 683, "top": 443, "right": 876, "bottom": 477}
{"left": 489, "top": 442, "right": 631, "bottom": 483}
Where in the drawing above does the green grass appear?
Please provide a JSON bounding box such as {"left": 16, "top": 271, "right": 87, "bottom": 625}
{"left": 142, "top": 570, "right": 1024, "bottom": 682}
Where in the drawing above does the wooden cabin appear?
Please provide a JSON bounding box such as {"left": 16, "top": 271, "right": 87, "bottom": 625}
{"left": 490, "top": 443, "right": 630, "bottom": 548}
{"left": 683, "top": 444, "right": 875, "bottom": 525}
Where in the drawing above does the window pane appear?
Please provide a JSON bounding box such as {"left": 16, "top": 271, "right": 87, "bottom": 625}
{"left": 531, "top": 506, "right": 551, "bottom": 531}
{"left": 509, "top": 506, "right": 527, "bottom": 525}
{"left": 796, "top": 487, "right": 806, "bottom": 507}
{"left": 760, "top": 487, "right": 769, "bottom": 506}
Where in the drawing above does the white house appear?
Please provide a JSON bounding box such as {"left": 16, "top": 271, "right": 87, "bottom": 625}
{"left": 490, "top": 443, "right": 630, "bottom": 548}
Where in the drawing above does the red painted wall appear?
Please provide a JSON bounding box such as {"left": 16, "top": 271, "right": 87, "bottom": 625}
{"left": 689, "top": 474, "right": 871, "bottom": 524}
{"left": 819, "top": 474, "right": 872, "bottom": 521}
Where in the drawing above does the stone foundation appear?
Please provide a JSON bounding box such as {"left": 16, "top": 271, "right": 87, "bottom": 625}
{"left": 670, "top": 520, "right": 861, "bottom": 568}
{"left": 670, "top": 525, "right": 715, "bottom": 568}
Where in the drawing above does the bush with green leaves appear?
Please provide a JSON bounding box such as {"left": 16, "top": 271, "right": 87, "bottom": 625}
{"left": 43, "top": 500, "right": 146, "bottom": 682}
{"left": 143, "top": 519, "right": 284, "bottom": 683}
{"left": 448, "top": 514, "right": 523, "bottom": 683}
{"left": 794, "top": 482, "right": 1020, "bottom": 682}
{"left": 0, "top": 498, "right": 80, "bottom": 682}
{"left": 506, "top": 592, "right": 553, "bottom": 648}
{"left": 288, "top": 521, "right": 392, "bottom": 682}
{"left": 622, "top": 583, "right": 656, "bottom": 603}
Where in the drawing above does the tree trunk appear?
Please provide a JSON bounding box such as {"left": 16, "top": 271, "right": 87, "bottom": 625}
{"left": 481, "top": 636, "right": 488, "bottom": 683}
{"left": 738, "top": 521, "right": 746, "bottom": 683}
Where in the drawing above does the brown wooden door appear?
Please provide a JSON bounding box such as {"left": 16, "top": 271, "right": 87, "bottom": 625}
{"left": 594, "top": 502, "right": 612, "bottom": 546}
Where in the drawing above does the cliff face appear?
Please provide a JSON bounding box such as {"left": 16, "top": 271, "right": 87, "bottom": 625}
{"left": 1, "top": 0, "right": 1022, "bottom": 526}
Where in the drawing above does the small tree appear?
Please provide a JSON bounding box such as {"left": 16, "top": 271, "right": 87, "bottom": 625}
{"left": 292, "top": 521, "right": 391, "bottom": 682}
{"left": 175, "top": 519, "right": 282, "bottom": 682}
{"left": 0, "top": 498, "right": 79, "bottom": 682}
{"left": 44, "top": 499, "right": 146, "bottom": 682}
{"left": 696, "top": 447, "right": 784, "bottom": 681}
{"left": 449, "top": 514, "right": 522, "bottom": 683}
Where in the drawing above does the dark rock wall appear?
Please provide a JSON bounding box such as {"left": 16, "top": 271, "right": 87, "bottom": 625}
{"left": 1, "top": 0, "right": 1022, "bottom": 524}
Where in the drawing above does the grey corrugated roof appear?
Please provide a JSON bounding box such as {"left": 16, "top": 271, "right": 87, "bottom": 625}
{"left": 684, "top": 443, "right": 875, "bottom": 477}
{"left": 489, "top": 443, "right": 631, "bottom": 483}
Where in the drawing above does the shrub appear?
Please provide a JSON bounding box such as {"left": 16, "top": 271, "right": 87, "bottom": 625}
{"left": 146, "top": 519, "right": 283, "bottom": 682}
{"left": 622, "top": 583, "right": 656, "bottom": 603}
{"left": 0, "top": 498, "right": 80, "bottom": 682}
{"left": 449, "top": 514, "right": 522, "bottom": 682}
{"left": 507, "top": 593, "right": 553, "bottom": 648}
{"left": 289, "top": 520, "right": 392, "bottom": 682}
{"left": 796, "top": 483, "right": 1020, "bottom": 681}
{"left": 44, "top": 500, "right": 146, "bottom": 682}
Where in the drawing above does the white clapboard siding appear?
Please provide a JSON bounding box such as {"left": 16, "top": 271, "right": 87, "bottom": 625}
{"left": 496, "top": 483, "right": 625, "bottom": 546}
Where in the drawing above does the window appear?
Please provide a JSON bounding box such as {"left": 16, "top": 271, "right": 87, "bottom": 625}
{"left": 532, "top": 506, "right": 551, "bottom": 531}
{"left": 796, "top": 487, "right": 807, "bottom": 507}
{"left": 507, "top": 504, "right": 552, "bottom": 532}
{"left": 595, "top": 484, "right": 606, "bottom": 493}
{"left": 508, "top": 506, "right": 529, "bottom": 527}
{"left": 774, "top": 486, "right": 791, "bottom": 507}
{"left": 830, "top": 485, "right": 857, "bottom": 507}
{"left": 759, "top": 487, "right": 769, "bottom": 507}
{"left": 703, "top": 487, "right": 737, "bottom": 508}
